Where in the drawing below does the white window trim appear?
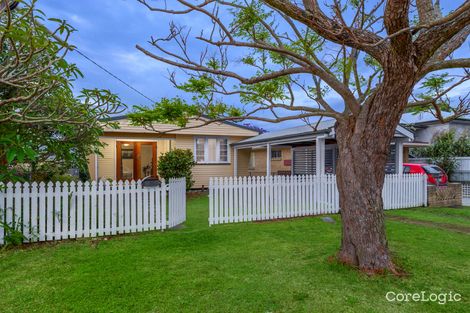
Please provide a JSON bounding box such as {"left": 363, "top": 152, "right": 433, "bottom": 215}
{"left": 193, "top": 136, "right": 231, "bottom": 164}
{"left": 271, "top": 149, "right": 282, "bottom": 160}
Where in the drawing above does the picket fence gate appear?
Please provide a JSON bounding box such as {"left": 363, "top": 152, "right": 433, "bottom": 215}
{"left": 0, "top": 178, "right": 186, "bottom": 245}
{"left": 209, "top": 174, "right": 427, "bottom": 225}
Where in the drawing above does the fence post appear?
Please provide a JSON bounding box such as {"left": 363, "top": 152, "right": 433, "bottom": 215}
{"left": 161, "top": 179, "right": 166, "bottom": 231}
{"left": 209, "top": 178, "right": 213, "bottom": 226}
{"left": 423, "top": 174, "right": 428, "bottom": 207}
{"left": 22, "top": 182, "right": 31, "bottom": 242}
{"left": 0, "top": 184, "right": 4, "bottom": 246}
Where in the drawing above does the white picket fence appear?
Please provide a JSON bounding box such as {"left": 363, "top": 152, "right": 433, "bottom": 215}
{"left": 0, "top": 178, "right": 186, "bottom": 245}
{"left": 209, "top": 174, "right": 427, "bottom": 225}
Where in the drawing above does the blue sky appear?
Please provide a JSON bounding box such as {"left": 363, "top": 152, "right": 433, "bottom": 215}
{"left": 37, "top": 0, "right": 469, "bottom": 130}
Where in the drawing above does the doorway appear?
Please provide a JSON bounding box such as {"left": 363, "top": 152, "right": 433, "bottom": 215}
{"left": 116, "top": 141, "right": 157, "bottom": 181}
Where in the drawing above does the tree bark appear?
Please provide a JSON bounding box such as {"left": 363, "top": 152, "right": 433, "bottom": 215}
{"left": 334, "top": 62, "right": 416, "bottom": 274}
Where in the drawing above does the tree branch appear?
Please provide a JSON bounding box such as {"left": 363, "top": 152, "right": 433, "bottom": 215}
{"left": 421, "top": 58, "right": 470, "bottom": 76}
{"left": 262, "top": 0, "right": 388, "bottom": 61}
{"left": 414, "top": 1, "right": 470, "bottom": 66}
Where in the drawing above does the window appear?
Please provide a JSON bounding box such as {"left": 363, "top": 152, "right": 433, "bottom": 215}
{"left": 271, "top": 150, "right": 282, "bottom": 160}
{"left": 195, "top": 138, "right": 206, "bottom": 162}
{"left": 422, "top": 165, "right": 443, "bottom": 175}
{"left": 218, "top": 138, "right": 228, "bottom": 162}
{"left": 194, "top": 137, "right": 230, "bottom": 163}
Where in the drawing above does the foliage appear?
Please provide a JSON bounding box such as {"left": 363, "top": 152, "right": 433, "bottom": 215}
{"left": 129, "top": 96, "right": 244, "bottom": 129}
{"left": 157, "top": 149, "right": 196, "bottom": 189}
{"left": 130, "top": 97, "right": 200, "bottom": 128}
{"left": 408, "top": 73, "right": 456, "bottom": 116}
{"left": 0, "top": 1, "right": 123, "bottom": 182}
{"left": 413, "top": 130, "right": 470, "bottom": 175}
{"left": 0, "top": 207, "right": 28, "bottom": 248}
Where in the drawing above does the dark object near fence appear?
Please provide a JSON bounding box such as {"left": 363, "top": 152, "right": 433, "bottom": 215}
{"left": 142, "top": 176, "right": 161, "bottom": 188}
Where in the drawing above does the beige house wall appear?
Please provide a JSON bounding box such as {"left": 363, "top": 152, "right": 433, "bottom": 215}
{"left": 88, "top": 120, "right": 258, "bottom": 188}
{"left": 175, "top": 135, "right": 249, "bottom": 188}
{"left": 87, "top": 154, "right": 95, "bottom": 179}
{"left": 248, "top": 147, "right": 292, "bottom": 176}
{"left": 237, "top": 149, "right": 251, "bottom": 177}
{"left": 97, "top": 137, "right": 117, "bottom": 180}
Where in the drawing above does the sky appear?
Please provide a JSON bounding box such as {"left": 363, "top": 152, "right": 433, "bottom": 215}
{"left": 36, "top": 0, "right": 469, "bottom": 131}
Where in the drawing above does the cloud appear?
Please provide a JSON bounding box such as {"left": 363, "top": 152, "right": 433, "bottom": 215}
{"left": 110, "top": 50, "right": 169, "bottom": 75}
{"left": 68, "top": 14, "right": 92, "bottom": 30}
{"left": 446, "top": 80, "right": 470, "bottom": 99}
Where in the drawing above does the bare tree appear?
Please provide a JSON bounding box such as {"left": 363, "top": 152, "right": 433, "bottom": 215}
{"left": 133, "top": 0, "right": 470, "bottom": 274}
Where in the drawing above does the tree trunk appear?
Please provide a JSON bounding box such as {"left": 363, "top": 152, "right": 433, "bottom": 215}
{"left": 334, "top": 66, "right": 415, "bottom": 274}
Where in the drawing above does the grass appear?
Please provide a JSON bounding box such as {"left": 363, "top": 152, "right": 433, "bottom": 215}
{"left": 0, "top": 196, "right": 469, "bottom": 313}
{"left": 386, "top": 207, "right": 470, "bottom": 227}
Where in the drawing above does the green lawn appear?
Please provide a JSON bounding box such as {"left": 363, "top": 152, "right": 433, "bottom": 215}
{"left": 386, "top": 206, "right": 470, "bottom": 227}
{"left": 0, "top": 196, "right": 469, "bottom": 313}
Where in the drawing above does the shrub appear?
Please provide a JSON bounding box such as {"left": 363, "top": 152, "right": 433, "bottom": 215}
{"left": 413, "top": 130, "right": 470, "bottom": 176}
{"left": 0, "top": 208, "right": 27, "bottom": 248}
{"left": 158, "top": 149, "right": 196, "bottom": 189}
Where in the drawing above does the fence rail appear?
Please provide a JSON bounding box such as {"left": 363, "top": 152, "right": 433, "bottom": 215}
{"left": 0, "top": 178, "right": 186, "bottom": 245}
{"left": 209, "top": 174, "right": 427, "bottom": 225}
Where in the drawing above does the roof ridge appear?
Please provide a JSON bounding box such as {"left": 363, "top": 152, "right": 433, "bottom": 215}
{"left": 101, "top": 114, "right": 262, "bottom": 133}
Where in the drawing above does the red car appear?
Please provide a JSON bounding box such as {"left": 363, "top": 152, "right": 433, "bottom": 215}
{"left": 403, "top": 163, "right": 448, "bottom": 185}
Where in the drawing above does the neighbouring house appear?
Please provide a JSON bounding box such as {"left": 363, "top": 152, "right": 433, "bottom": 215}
{"left": 87, "top": 116, "right": 260, "bottom": 188}
{"left": 232, "top": 120, "right": 426, "bottom": 177}
{"left": 406, "top": 118, "right": 470, "bottom": 182}
{"left": 409, "top": 118, "right": 470, "bottom": 143}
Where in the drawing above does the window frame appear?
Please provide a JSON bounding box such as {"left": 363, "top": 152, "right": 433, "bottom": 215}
{"left": 271, "top": 150, "right": 282, "bottom": 160}
{"left": 193, "top": 136, "right": 231, "bottom": 164}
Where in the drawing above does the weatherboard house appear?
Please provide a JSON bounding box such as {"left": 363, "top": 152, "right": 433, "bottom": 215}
{"left": 88, "top": 116, "right": 451, "bottom": 189}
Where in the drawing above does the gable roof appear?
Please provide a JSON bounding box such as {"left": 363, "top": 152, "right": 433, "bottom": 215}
{"left": 101, "top": 115, "right": 261, "bottom": 137}
{"left": 234, "top": 120, "right": 335, "bottom": 146}
{"left": 104, "top": 114, "right": 262, "bottom": 134}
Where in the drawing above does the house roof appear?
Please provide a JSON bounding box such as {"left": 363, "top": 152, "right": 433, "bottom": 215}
{"left": 233, "top": 120, "right": 335, "bottom": 147}
{"left": 405, "top": 118, "right": 470, "bottom": 127}
{"left": 103, "top": 114, "right": 263, "bottom": 134}
{"left": 233, "top": 119, "right": 415, "bottom": 147}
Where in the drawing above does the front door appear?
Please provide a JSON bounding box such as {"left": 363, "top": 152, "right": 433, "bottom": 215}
{"left": 116, "top": 141, "right": 157, "bottom": 181}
